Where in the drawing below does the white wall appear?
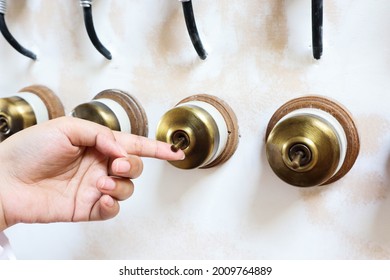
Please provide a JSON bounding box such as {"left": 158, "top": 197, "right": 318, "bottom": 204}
{"left": 3, "top": 0, "right": 390, "bottom": 259}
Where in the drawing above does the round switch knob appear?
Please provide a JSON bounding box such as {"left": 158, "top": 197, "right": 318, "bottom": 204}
{"left": 265, "top": 96, "right": 360, "bottom": 187}
{"left": 156, "top": 94, "right": 239, "bottom": 169}
{"left": 71, "top": 89, "right": 148, "bottom": 137}
{"left": 0, "top": 85, "right": 65, "bottom": 142}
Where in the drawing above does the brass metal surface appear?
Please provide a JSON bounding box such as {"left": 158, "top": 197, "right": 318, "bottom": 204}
{"left": 0, "top": 96, "right": 37, "bottom": 142}
{"left": 177, "top": 94, "right": 240, "bottom": 168}
{"left": 0, "top": 117, "right": 8, "bottom": 133}
{"left": 71, "top": 101, "right": 121, "bottom": 131}
{"left": 156, "top": 105, "right": 219, "bottom": 169}
{"left": 266, "top": 115, "right": 341, "bottom": 187}
{"left": 265, "top": 95, "right": 360, "bottom": 185}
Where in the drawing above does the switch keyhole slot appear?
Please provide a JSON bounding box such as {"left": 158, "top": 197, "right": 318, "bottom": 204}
{"left": 288, "top": 143, "right": 312, "bottom": 169}
{"left": 0, "top": 115, "right": 9, "bottom": 134}
{"left": 171, "top": 130, "right": 190, "bottom": 152}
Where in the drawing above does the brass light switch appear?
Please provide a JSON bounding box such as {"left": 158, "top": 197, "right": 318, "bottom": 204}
{"left": 156, "top": 94, "right": 239, "bottom": 169}
{"left": 265, "top": 96, "right": 360, "bottom": 187}
{"left": 71, "top": 89, "right": 148, "bottom": 137}
{"left": 0, "top": 85, "right": 64, "bottom": 141}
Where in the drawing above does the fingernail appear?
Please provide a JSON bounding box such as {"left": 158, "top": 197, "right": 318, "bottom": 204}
{"left": 101, "top": 177, "right": 116, "bottom": 190}
{"left": 116, "top": 160, "right": 131, "bottom": 173}
{"left": 178, "top": 151, "right": 185, "bottom": 160}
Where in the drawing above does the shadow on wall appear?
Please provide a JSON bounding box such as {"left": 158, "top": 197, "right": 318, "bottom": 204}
{"left": 247, "top": 138, "right": 302, "bottom": 229}
{"left": 364, "top": 154, "right": 390, "bottom": 257}
{"left": 156, "top": 163, "right": 210, "bottom": 205}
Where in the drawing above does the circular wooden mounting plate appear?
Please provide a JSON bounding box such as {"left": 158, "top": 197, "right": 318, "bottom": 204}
{"left": 19, "top": 85, "right": 65, "bottom": 119}
{"left": 94, "top": 89, "right": 148, "bottom": 137}
{"left": 178, "top": 94, "right": 240, "bottom": 169}
{"left": 265, "top": 95, "right": 360, "bottom": 185}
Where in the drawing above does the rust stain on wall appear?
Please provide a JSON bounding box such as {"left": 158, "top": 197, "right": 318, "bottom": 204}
{"left": 132, "top": 0, "right": 308, "bottom": 134}
{"left": 57, "top": 66, "right": 90, "bottom": 111}
{"left": 6, "top": 0, "right": 28, "bottom": 21}
{"left": 74, "top": 215, "right": 252, "bottom": 259}
{"left": 341, "top": 172, "right": 389, "bottom": 204}
{"left": 355, "top": 114, "right": 390, "bottom": 157}
{"left": 109, "top": 1, "right": 126, "bottom": 39}
{"left": 264, "top": 0, "right": 288, "bottom": 53}
{"left": 300, "top": 187, "right": 338, "bottom": 227}
{"left": 301, "top": 171, "right": 390, "bottom": 259}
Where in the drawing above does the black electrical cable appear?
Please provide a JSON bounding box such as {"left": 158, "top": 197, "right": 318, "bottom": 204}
{"left": 312, "top": 0, "right": 323, "bottom": 60}
{"left": 182, "top": 1, "right": 207, "bottom": 60}
{"left": 82, "top": 5, "right": 112, "bottom": 60}
{"left": 0, "top": 13, "right": 36, "bottom": 60}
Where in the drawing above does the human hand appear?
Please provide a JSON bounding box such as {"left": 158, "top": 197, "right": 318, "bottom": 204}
{"left": 0, "top": 117, "right": 184, "bottom": 231}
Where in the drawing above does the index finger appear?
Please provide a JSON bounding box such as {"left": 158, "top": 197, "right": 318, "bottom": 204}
{"left": 113, "top": 132, "right": 185, "bottom": 161}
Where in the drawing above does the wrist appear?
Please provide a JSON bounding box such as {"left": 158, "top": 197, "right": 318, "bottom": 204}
{"left": 0, "top": 195, "right": 8, "bottom": 231}
{"left": 0, "top": 159, "right": 9, "bottom": 231}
